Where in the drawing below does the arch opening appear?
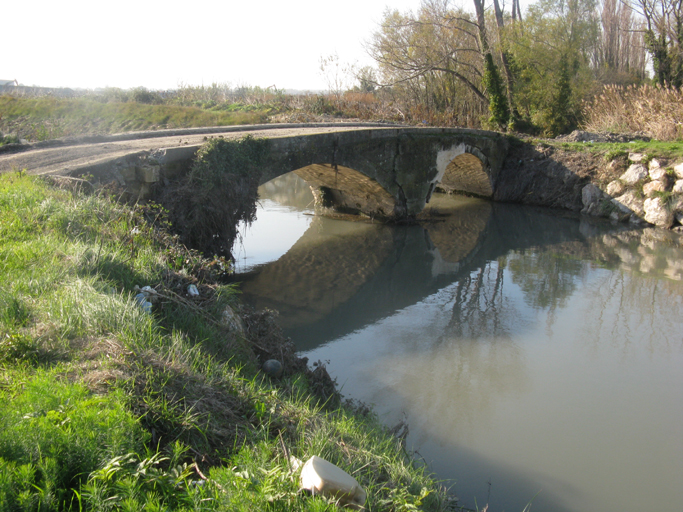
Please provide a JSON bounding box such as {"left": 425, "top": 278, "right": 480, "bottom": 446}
{"left": 294, "top": 163, "right": 397, "bottom": 219}
{"left": 438, "top": 151, "right": 492, "bottom": 198}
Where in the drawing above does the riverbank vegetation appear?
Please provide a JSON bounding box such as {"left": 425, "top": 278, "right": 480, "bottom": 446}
{"left": 0, "top": 172, "right": 449, "bottom": 511}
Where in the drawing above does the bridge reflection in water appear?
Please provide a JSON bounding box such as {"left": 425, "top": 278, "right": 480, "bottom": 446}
{"left": 235, "top": 172, "right": 683, "bottom": 512}
{"left": 237, "top": 173, "right": 611, "bottom": 350}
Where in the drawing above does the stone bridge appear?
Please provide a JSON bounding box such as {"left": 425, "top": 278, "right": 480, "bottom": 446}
{"left": 258, "top": 127, "right": 509, "bottom": 219}
{"left": 0, "top": 124, "right": 509, "bottom": 220}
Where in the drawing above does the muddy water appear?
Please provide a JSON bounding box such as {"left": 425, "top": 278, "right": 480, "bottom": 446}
{"left": 235, "top": 174, "right": 683, "bottom": 512}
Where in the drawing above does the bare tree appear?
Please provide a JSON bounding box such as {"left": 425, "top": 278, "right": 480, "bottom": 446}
{"left": 595, "top": 0, "right": 647, "bottom": 81}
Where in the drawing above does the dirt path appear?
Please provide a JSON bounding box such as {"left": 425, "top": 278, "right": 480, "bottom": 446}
{"left": 0, "top": 123, "right": 399, "bottom": 176}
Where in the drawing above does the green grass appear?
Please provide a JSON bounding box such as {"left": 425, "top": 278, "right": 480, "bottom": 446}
{"left": 547, "top": 139, "right": 683, "bottom": 161}
{"left": 0, "top": 174, "right": 449, "bottom": 511}
{"left": 0, "top": 96, "right": 269, "bottom": 141}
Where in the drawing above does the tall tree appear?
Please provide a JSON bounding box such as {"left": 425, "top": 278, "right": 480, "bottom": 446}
{"left": 631, "top": 0, "right": 683, "bottom": 85}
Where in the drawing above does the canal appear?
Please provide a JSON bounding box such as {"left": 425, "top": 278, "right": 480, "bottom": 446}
{"left": 233, "top": 173, "right": 683, "bottom": 512}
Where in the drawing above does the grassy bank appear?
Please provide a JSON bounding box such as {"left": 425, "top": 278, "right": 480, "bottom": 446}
{"left": 0, "top": 95, "right": 268, "bottom": 141}
{"left": 0, "top": 173, "right": 448, "bottom": 511}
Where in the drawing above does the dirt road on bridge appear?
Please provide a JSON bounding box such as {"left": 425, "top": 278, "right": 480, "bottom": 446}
{"left": 0, "top": 123, "right": 399, "bottom": 176}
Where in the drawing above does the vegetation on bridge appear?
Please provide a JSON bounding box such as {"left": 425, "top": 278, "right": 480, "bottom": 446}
{"left": 154, "top": 136, "right": 270, "bottom": 258}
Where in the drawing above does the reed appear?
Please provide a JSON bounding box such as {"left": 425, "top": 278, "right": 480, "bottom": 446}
{"left": 582, "top": 84, "right": 683, "bottom": 141}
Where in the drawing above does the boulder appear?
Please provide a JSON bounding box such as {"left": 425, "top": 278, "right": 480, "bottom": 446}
{"left": 606, "top": 180, "right": 625, "bottom": 197}
{"left": 612, "top": 190, "right": 645, "bottom": 216}
{"left": 644, "top": 197, "right": 674, "bottom": 228}
{"left": 674, "top": 162, "right": 683, "bottom": 179}
{"left": 673, "top": 180, "right": 683, "bottom": 194}
{"left": 620, "top": 164, "right": 648, "bottom": 185}
{"left": 262, "top": 359, "right": 283, "bottom": 378}
{"left": 649, "top": 166, "right": 667, "bottom": 181}
{"left": 648, "top": 158, "right": 663, "bottom": 171}
{"left": 643, "top": 180, "right": 666, "bottom": 197}
{"left": 581, "top": 183, "right": 603, "bottom": 215}
{"left": 300, "top": 456, "right": 366, "bottom": 509}
{"left": 629, "top": 152, "right": 646, "bottom": 163}
{"left": 221, "top": 305, "right": 244, "bottom": 333}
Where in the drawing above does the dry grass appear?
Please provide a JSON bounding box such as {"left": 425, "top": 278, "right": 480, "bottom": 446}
{"left": 582, "top": 84, "right": 683, "bottom": 141}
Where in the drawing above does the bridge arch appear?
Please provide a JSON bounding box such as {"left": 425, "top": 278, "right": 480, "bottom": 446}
{"left": 434, "top": 144, "right": 493, "bottom": 197}
{"left": 293, "top": 164, "right": 396, "bottom": 218}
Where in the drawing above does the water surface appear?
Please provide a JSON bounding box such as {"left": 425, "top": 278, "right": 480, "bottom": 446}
{"left": 235, "top": 174, "right": 683, "bottom": 512}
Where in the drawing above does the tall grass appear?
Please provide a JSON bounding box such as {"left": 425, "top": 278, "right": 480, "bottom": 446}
{"left": 0, "top": 173, "right": 450, "bottom": 511}
{"left": 582, "top": 84, "right": 683, "bottom": 141}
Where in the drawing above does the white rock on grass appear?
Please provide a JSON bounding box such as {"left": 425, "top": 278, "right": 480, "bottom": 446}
{"left": 629, "top": 152, "right": 646, "bottom": 163}
{"left": 620, "top": 164, "right": 648, "bottom": 185}
{"left": 300, "top": 456, "right": 366, "bottom": 509}
{"left": 673, "top": 180, "right": 683, "bottom": 193}
{"left": 644, "top": 197, "right": 674, "bottom": 228}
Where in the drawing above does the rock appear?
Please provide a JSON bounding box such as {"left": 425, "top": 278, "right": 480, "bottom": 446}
{"left": 187, "top": 284, "right": 199, "bottom": 297}
{"left": 644, "top": 197, "right": 674, "bottom": 228}
{"left": 629, "top": 152, "right": 646, "bottom": 163}
{"left": 671, "top": 195, "right": 683, "bottom": 212}
{"left": 581, "top": 183, "right": 603, "bottom": 214}
{"left": 673, "top": 180, "right": 683, "bottom": 194}
{"left": 643, "top": 180, "right": 666, "bottom": 197}
{"left": 262, "top": 359, "right": 283, "bottom": 378}
{"left": 300, "top": 456, "right": 366, "bottom": 509}
{"left": 620, "top": 164, "right": 648, "bottom": 185}
{"left": 606, "top": 180, "right": 625, "bottom": 196}
{"left": 674, "top": 162, "right": 683, "bottom": 179}
{"left": 648, "top": 158, "right": 663, "bottom": 171}
{"left": 649, "top": 166, "right": 667, "bottom": 181}
{"left": 612, "top": 190, "right": 645, "bottom": 216}
{"left": 221, "top": 305, "right": 244, "bottom": 333}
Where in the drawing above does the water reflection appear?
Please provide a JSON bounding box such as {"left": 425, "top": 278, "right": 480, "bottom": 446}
{"left": 236, "top": 173, "right": 683, "bottom": 512}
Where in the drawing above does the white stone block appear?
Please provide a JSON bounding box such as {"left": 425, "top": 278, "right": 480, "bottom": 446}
{"left": 300, "top": 456, "right": 366, "bottom": 508}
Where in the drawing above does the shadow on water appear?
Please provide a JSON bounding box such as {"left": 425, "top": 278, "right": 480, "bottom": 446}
{"left": 238, "top": 197, "right": 619, "bottom": 351}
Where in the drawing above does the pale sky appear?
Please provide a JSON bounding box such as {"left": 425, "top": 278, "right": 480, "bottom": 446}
{"left": 4, "top": 0, "right": 424, "bottom": 92}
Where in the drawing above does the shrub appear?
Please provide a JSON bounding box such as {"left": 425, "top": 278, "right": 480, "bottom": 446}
{"left": 157, "top": 136, "right": 270, "bottom": 257}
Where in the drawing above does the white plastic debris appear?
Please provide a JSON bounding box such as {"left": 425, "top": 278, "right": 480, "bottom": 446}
{"left": 134, "top": 293, "right": 152, "bottom": 314}
{"left": 300, "top": 455, "right": 366, "bottom": 509}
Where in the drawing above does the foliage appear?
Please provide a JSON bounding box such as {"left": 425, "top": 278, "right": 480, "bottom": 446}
{"left": 0, "top": 132, "right": 20, "bottom": 146}
{"left": 482, "top": 53, "right": 510, "bottom": 129}
{"left": 635, "top": 0, "right": 683, "bottom": 86}
{"left": 509, "top": 0, "right": 599, "bottom": 134}
{"left": 156, "top": 136, "right": 270, "bottom": 257}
